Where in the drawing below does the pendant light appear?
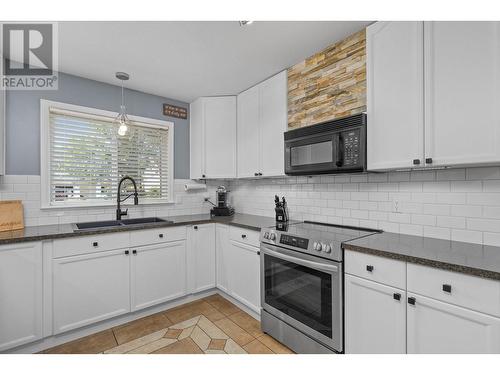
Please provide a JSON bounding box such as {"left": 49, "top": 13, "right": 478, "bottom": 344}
{"left": 115, "top": 72, "right": 130, "bottom": 136}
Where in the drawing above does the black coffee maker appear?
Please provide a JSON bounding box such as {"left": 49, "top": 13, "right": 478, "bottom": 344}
{"left": 211, "top": 186, "right": 235, "bottom": 216}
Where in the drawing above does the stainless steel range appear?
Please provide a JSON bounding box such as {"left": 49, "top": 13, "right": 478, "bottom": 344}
{"left": 259, "top": 221, "right": 378, "bottom": 354}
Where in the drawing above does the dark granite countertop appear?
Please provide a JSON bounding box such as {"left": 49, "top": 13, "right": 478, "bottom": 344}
{"left": 343, "top": 231, "right": 500, "bottom": 281}
{"left": 0, "top": 213, "right": 296, "bottom": 246}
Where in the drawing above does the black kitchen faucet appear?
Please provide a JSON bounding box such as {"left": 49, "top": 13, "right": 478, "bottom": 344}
{"left": 116, "top": 176, "right": 139, "bottom": 220}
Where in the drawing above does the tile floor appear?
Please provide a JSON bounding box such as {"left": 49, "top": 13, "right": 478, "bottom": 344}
{"left": 41, "top": 294, "right": 294, "bottom": 354}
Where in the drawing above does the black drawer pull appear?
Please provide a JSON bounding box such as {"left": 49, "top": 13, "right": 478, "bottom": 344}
{"left": 125, "top": 250, "right": 129, "bottom": 255}
{"left": 408, "top": 297, "right": 416, "bottom": 305}
{"left": 254, "top": 172, "right": 259, "bottom": 176}
{"left": 393, "top": 293, "right": 401, "bottom": 301}
{"left": 93, "top": 242, "right": 98, "bottom": 247}
{"left": 259, "top": 173, "right": 263, "bottom": 176}
{"left": 366, "top": 265, "right": 374, "bottom": 272}
{"left": 242, "top": 234, "right": 247, "bottom": 239}
{"left": 159, "top": 233, "right": 164, "bottom": 238}
{"left": 132, "top": 250, "right": 137, "bottom": 255}
{"left": 257, "top": 251, "right": 260, "bottom": 255}
{"left": 193, "top": 226, "right": 198, "bottom": 230}
{"left": 442, "top": 284, "right": 452, "bottom": 293}
{"left": 413, "top": 159, "right": 421, "bottom": 165}
{"left": 425, "top": 157, "right": 433, "bottom": 164}
{"left": 202, "top": 174, "right": 206, "bottom": 178}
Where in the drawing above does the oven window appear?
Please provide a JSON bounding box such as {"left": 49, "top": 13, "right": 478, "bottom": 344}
{"left": 264, "top": 254, "right": 333, "bottom": 338}
{"left": 290, "top": 141, "right": 333, "bottom": 166}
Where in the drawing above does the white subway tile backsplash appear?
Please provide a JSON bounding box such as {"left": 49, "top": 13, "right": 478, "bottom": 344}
{"left": 436, "top": 216, "right": 466, "bottom": 229}
{"left": 467, "top": 218, "right": 500, "bottom": 232}
{"left": 451, "top": 229, "right": 483, "bottom": 244}
{"left": 483, "top": 206, "right": 500, "bottom": 219}
{"left": 483, "top": 180, "right": 500, "bottom": 192}
{"left": 424, "top": 226, "right": 451, "bottom": 240}
{"left": 466, "top": 167, "right": 500, "bottom": 180}
{"left": 450, "top": 180, "right": 482, "bottom": 192}
{"left": 483, "top": 232, "right": 500, "bottom": 247}
{"left": 436, "top": 169, "right": 466, "bottom": 181}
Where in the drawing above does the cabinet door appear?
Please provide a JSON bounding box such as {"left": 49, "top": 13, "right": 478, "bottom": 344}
{"left": 0, "top": 242, "right": 42, "bottom": 351}
{"left": 345, "top": 274, "right": 406, "bottom": 353}
{"left": 424, "top": 22, "right": 500, "bottom": 167}
{"left": 53, "top": 249, "right": 130, "bottom": 334}
{"left": 227, "top": 240, "right": 260, "bottom": 313}
{"left": 190, "top": 98, "right": 204, "bottom": 179}
{"left": 237, "top": 85, "right": 261, "bottom": 178}
{"left": 259, "top": 71, "right": 287, "bottom": 177}
{"left": 367, "top": 21, "right": 425, "bottom": 170}
{"left": 131, "top": 240, "right": 187, "bottom": 311}
{"left": 407, "top": 293, "right": 500, "bottom": 353}
{"left": 204, "top": 96, "right": 237, "bottom": 178}
{"left": 215, "top": 224, "right": 230, "bottom": 293}
{"left": 188, "top": 224, "right": 216, "bottom": 293}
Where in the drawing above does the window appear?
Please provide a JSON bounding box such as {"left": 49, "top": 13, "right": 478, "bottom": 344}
{"left": 41, "top": 100, "right": 174, "bottom": 208}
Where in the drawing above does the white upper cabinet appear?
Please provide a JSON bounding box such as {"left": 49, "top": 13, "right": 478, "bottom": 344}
{"left": 237, "top": 85, "right": 261, "bottom": 178}
{"left": 190, "top": 96, "right": 237, "bottom": 179}
{"left": 367, "top": 21, "right": 500, "bottom": 170}
{"left": 424, "top": 21, "right": 500, "bottom": 167}
{"left": 237, "top": 71, "right": 287, "bottom": 178}
{"left": 367, "top": 21, "right": 424, "bottom": 170}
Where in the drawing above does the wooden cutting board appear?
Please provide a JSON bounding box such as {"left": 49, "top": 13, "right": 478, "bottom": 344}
{"left": 0, "top": 200, "right": 24, "bottom": 232}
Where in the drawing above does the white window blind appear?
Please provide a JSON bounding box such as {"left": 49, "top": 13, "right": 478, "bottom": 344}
{"left": 47, "top": 106, "right": 172, "bottom": 206}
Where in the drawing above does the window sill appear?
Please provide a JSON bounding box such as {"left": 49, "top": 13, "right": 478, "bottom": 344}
{"left": 40, "top": 199, "right": 175, "bottom": 210}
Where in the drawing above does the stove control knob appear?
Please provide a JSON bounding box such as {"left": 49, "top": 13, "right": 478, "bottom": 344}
{"left": 323, "top": 244, "right": 332, "bottom": 253}
{"left": 269, "top": 233, "right": 276, "bottom": 241}
{"left": 263, "top": 232, "right": 269, "bottom": 239}
{"left": 313, "top": 242, "right": 322, "bottom": 251}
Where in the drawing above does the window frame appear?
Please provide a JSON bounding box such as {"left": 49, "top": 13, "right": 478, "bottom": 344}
{"left": 40, "top": 99, "right": 175, "bottom": 209}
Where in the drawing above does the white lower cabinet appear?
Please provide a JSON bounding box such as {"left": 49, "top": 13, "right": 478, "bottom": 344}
{"left": 407, "top": 293, "right": 500, "bottom": 354}
{"left": 345, "top": 274, "right": 406, "bottom": 354}
{"left": 131, "top": 240, "right": 187, "bottom": 311}
{"left": 53, "top": 248, "right": 131, "bottom": 334}
{"left": 226, "top": 240, "right": 261, "bottom": 313}
{"left": 188, "top": 224, "right": 216, "bottom": 293}
{"left": 0, "top": 242, "right": 43, "bottom": 351}
{"left": 215, "top": 224, "right": 230, "bottom": 293}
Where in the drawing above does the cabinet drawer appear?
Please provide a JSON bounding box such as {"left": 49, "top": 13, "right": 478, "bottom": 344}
{"left": 53, "top": 232, "right": 130, "bottom": 258}
{"left": 229, "top": 226, "right": 260, "bottom": 247}
{"left": 130, "top": 226, "right": 187, "bottom": 248}
{"left": 407, "top": 263, "right": 500, "bottom": 317}
{"left": 345, "top": 250, "right": 406, "bottom": 289}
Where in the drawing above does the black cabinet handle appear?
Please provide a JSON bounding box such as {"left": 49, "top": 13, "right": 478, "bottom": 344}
{"left": 93, "top": 242, "right": 98, "bottom": 247}
{"left": 259, "top": 173, "right": 263, "bottom": 176}
{"left": 159, "top": 233, "right": 164, "bottom": 238}
{"left": 393, "top": 293, "right": 401, "bottom": 301}
{"left": 132, "top": 250, "right": 137, "bottom": 255}
{"left": 202, "top": 174, "right": 206, "bottom": 178}
{"left": 125, "top": 250, "right": 129, "bottom": 255}
{"left": 408, "top": 297, "right": 416, "bottom": 305}
{"left": 366, "top": 265, "right": 374, "bottom": 272}
{"left": 254, "top": 173, "right": 259, "bottom": 176}
{"left": 425, "top": 158, "right": 433, "bottom": 164}
{"left": 193, "top": 226, "right": 198, "bottom": 230}
{"left": 413, "top": 159, "right": 421, "bottom": 165}
{"left": 242, "top": 234, "right": 247, "bottom": 239}
{"left": 257, "top": 251, "right": 260, "bottom": 255}
{"left": 442, "top": 284, "right": 452, "bottom": 293}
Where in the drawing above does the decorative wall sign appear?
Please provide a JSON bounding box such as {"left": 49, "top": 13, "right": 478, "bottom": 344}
{"left": 163, "top": 104, "right": 188, "bottom": 119}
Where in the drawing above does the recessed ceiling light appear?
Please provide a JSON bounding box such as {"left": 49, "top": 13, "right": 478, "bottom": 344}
{"left": 239, "top": 21, "right": 254, "bottom": 26}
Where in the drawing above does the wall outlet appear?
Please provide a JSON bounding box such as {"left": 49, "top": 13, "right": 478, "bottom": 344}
{"left": 392, "top": 198, "right": 400, "bottom": 213}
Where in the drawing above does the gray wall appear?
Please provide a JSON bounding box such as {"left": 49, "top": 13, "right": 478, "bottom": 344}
{"left": 6, "top": 72, "right": 190, "bottom": 178}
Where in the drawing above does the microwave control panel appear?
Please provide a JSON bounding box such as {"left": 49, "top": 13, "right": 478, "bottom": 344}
{"left": 342, "top": 129, "right": 361, "bottom": 167}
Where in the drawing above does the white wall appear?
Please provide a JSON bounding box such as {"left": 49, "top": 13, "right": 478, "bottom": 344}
{"left": 229, "top": 167, "right": 500, "bottom": 246}
{"left": 0, "top": 176, "right": 215, "bottom": 227}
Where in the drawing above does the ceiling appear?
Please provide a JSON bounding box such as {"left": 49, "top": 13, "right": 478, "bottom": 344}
{"left": 58, "top": 21, "right": 371, "bottom": 103}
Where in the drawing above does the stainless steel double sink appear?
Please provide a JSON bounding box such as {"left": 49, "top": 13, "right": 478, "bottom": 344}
{"left": 72, "top": 217, "right": 172, "bottom": 232}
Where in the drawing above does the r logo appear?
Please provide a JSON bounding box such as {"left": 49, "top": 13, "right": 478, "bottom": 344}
{"left": 3, "top": 23, "right": 54, "bottom": 76}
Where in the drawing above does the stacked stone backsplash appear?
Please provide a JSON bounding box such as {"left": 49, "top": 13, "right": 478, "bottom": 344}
{"left": 228, "top": 167, "right": 500, "bottom": 247}
{"left": 0, "top": 176, "right": 217, "bottom": 227}
{"left": 287, "top": 29, "right": 366, "bottom": 129}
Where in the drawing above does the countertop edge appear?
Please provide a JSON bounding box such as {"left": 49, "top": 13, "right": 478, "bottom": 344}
{"left": 343, "top": 242, "right": 500, "bottom": 281}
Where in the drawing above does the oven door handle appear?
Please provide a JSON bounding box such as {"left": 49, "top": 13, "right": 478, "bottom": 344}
{"left": 261, "top": 244, "right": 339, "bottom": 273}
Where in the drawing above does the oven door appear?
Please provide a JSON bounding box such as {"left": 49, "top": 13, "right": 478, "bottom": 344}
{"left": 260, "top": 243, "right": 343, "bottom": 352}
{"left": 285, "top": 133, "right": 339, "bottom": 175}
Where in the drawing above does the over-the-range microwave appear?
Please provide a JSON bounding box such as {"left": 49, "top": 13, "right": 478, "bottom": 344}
{"left": 284, "top": 113, "right": 366, "bottom": 176}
